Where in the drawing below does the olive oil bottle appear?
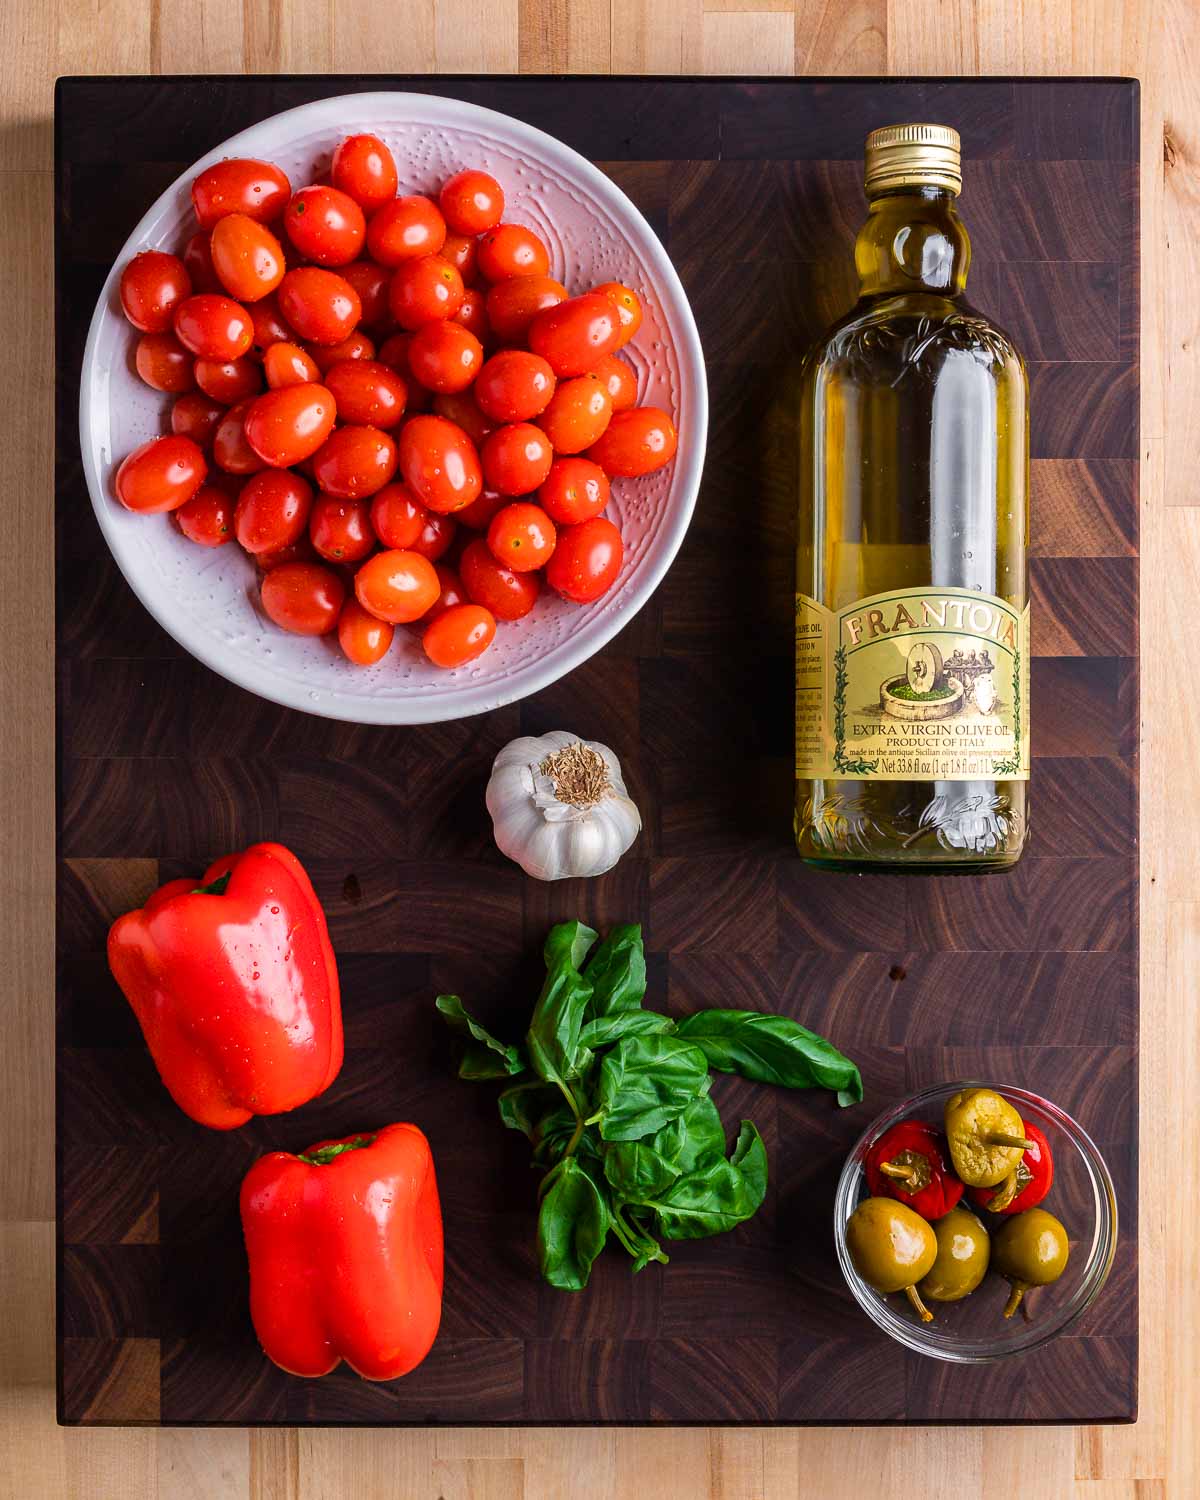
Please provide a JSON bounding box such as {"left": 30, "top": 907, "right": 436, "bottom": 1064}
{"left": 794, "top": 124, "right": 1029, "bottom": 871}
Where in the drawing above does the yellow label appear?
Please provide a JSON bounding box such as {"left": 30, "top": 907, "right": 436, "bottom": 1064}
{"left": 795, "top": 586, "right": 1030, "bottom": 781}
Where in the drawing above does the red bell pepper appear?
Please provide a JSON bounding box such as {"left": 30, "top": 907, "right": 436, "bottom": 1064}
{"left": 968, "top": 1119, "right": 1054, "bottom": 1214}
{"left": 107, "top": 842, "right": 343, "bottom": 1130}
{"left": 865, "top": 1119, "right": 963, "bottom": 1221}
{"left": 240, "top": 1124, "right": 444, "bottom": 1380}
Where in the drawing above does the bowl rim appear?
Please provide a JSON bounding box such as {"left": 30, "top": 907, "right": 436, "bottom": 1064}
{"left": 833, "top": 1080, "right": 1119, "bottom": 1363}
{"left": 78, "top": 89, "right": 708, "bottom": 725}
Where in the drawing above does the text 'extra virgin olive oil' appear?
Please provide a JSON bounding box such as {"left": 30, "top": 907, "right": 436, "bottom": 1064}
{"left": 794, "top": 124, "right": 1029, "bottom": 872}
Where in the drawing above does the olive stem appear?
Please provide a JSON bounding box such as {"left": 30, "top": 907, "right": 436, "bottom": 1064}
{"left": 878, "top": 1161, "right": 919, "bottom": 1186}
{"left": 983, "top": 1132, "right": 1035, "bottom": 1151}
{"left": 904, "top": 1284, "right": 934, "bottom": 1323}
{"left": 1002, "top": 1280, "right": 1027, "bottom": 1319}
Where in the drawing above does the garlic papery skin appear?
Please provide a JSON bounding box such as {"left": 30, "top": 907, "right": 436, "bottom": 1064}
{"left": 486, "top": 730, "right": 642, "bottom": 881}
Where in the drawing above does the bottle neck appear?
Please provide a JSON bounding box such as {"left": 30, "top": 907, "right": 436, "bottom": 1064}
{"left": 854, "top": 185, "right": 970, "bottom": 298}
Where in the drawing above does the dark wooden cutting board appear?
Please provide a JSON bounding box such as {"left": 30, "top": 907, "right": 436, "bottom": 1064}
{"left": 55, "top": 75, "right": 1138, "bottom": 1426}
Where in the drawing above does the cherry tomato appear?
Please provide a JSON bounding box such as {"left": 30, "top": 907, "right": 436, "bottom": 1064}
{"left": 173, "top": 294, "right": 254, "bottom": 361}
{"left": 311, "top": 424, "right": 398, "bottom": 499}
{"left": 454, "top": 487, "right": 507, "bottom": 531}
{"left": 528, "top": 293, "right": 621, "bottom": 378}
{"left": 477, "top": 223, "right": 550, "bottom": 282}
{"left": 247, "top": 293, "right": 294, "bottom": 355}
{"left": 309, "top": 493, "right": 375, "bottom": 563}
{"left": 407, "top": 322, "right": 483, "bottom": 394}
{"left": 192, "top": 158, "right": 291, "bottom": 229}
{"left": 537, "top": 374, "right": 612, "bottom": 454}
{"left": 175, "top": 483, "right": 234, "bottom": 546}
{"left": 182, "top": 230, "right": 222, "bottom": 294}
{"left": 474, "top": 350, "right": 556, "bottom": 423}
{"left": 115, "top": 435, "right": 207, "bottom": 514}
{"left": 431, "top": 391, "right": 494, "bottom": 448}
{"left": 410, "top": 509, "right": 456, "bottom": 561}
{"left": 263, "top": 340, "right": 321, "bottom": 389}
{"left": 331, "top": 134, "right": 399, "bottom": 215}
{"left": 538, "top": 456, "right": 610, "bottom": 525}
{"left": 340, "top": 260, "right": 393, "bottom": 332}
{"left": 260, "top": 560, "right": 345, "bottom": 635}
{"left": 388, "top": 255, "right": 464, "bottom": 330}
{"left": 121, "top": 251, "right": 192, "bottom": 332}
{"left": 545, "top": 515, "right": 623, "bottom": 603}
{"left": 593, "top": 281, "right": 642, "bottom": 348}
{"left": 283, "top": 185, "right": 367, "bottom": 267}
{"left": 439, "top": 170, "right": 504, "bottom": 236}
{"left": 355, "top": 548, "right": 440, "bottom": 623}
{"left": 171, "top": 392, "right": 226, "bottom": 447}
{"left": 398, "top": 414, "right": 483, "bottom": 514}
{"left": 587, "top": 406, "right": 678, "bottom": 477}
{"left": 277, "top": 267, "right": 361, "bottom": 345}
{"left": 194, "top": 355, "right": 262, "bottom": 404}
{"left": 453, "top": 287, "right": 488, "bottom": 342}
{"left": 134, "top": 332, "right": 195, "bottom": 393}
{"left": 591, "top": 352, "right": 638, "bottom": 412}
{"left": 305, "top": 330, "right": 375, "bottom": 373}
{"left": 366, "top": 195, "right": 446, "bottom": 266}
{"left": 235, "top": 469, "right": 313, "bottom": 554}
{"left": 487, "top": 501, "right": 556, "bottom": 572}
{"left": 481, "top": 423, "right": 554, "bottom": 497}
{"left": 243, "top": 382, "right": 337, "bottom": 467}
{"left": 423, "top": 564, "right": 469, "bottom": 624}
{"left": 485, "top": 275, "right": 567, "bottom": 343}
{"left": 256, "top": 535, "right": 317, "bottom": 571}
{"left": 209, "top": 213, "right": 285, "bottom": 302}
{"left": 440, "top": 233, "right": 479, "bottom": 287}
{"left": 377, "top": 334, "right": 432, "bottom": 412}
{"left": 459, "top": 536, "right": 540, "bottom": 620}
{"left": 337, "top": 596, "right": 395, "bottom": 665}
{"left": 212, "top": 398, "right": 268, "bottom": 474}
{"left": 324, "top": 359, "right": 407, "bottom": 428}
{"left": 370, "top": 483, "right": 427, "bottom": 549}
{"left": 423, "top": 603, "right": 496, "bottom": 668}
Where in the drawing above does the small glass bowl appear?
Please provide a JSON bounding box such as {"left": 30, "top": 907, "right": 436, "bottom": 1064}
{"left": 833, "top": 1082, "right": 1118, "bottom": 1362}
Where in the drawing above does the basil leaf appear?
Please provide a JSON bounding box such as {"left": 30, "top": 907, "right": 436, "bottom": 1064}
{"left": 674, "top": 1009, "right": 863, "bottom": 1107}
{"left": 582, "top": 923, "right": 646, "bottom": 1017}
{"left": 603, "top": 1139, "right": 682, "bottom": 1201}
{"left": 531, "top": 1101, "right": 581, "bottom": 1167}
{"left": 498, "top": 1079, "right": 561, "bottom": 1140}
{"left": 525, "top": 921, "right": 597, "bottom": 1085}
{"left": 537, "top": 1156, "right": 610, "bottom": 1291}
{"left": 650, "top": 1120, "right": 769, "bottom": 1240}
{"left": 436, "top": 995, "right": 526, "bottom": 1079}
{"left": 578, "top": 1009, "right": 674, "bottom": 1051}
{"left": 596, "top": 1034, "right": 711, "bottom": 1141}
{"left": 650, "top": 1094, "right": 728, "bottom": 1174}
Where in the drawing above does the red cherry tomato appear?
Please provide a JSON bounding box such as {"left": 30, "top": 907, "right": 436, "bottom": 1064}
{"left": 171, "top": 392, "right": 226, "bottom": 447}
{"left": 397, "top": 414, "right": 483, "bottom": 514}
{"left": 586, "top": 406, "right": 678, "bottom": 477}
{"left": 134, "top": 332, "right": 195, "bottom": 393}
{"left": 366, "top": 195, "right": 446, "bottom": 266}
{"left": 243, "top": 382, "right": 337, "bottom": 467}
{"left": 431, "top": 391, "right": 494, "bottom": 448}
{"left": 477, "top": 223, "right": 550, "bottom": 282}
{"left": 454, "top": 487, "right": 507, "bottom": 531}
{"left": 537, "top": 373, "right": 612, "bottom": 453}
{"left": 263, "top": 340, "right": 321, "bottom": 389}
{"left": 369, "top": 483, "right": 427, "bottom": 549}
{"left": 212, "top": 399, "right": 269, "bottom": 474}
{"left": 378, "top": 335, "right": 432, "bottom": 412}
{"left": 209, "top": 213, "right": 286, "bottom": 301}
{"left": 406, "top": 322, "right": 483, "bottom": 394}
{"left": 305, "top": 330, "right": 375, "bottom": 373}
{"left": 120, "top": 251, "right": 192, "bottom": 332}
{"left": 486, "top": 501, "right": 556, "bottom": 572}
{"left": 283, "top": 185, "right": 366, "bottom": 267}
{"left": 423, "top": 564, "right": 469, "bottom": 625}
{"left": 485, "top": 275, "right": 567, "bottom": 343}
{"left": 331, "top": 134, "right": 399, "bottom": 215}
{"left": 182, "top": 230, "right": 222, "bottom": 294}
{"left": 592, "top": 281, "right": 643, "bottom": 349}
{"left": 410, "top": 509, "right": 457, "bottom": 561}
{"left": 260, "top": 560, "right": 345, "bottom": 635}
{"left": 423, "top": 603, "right": 496, "bottom": 668}
{"left": 459, "top": 536, "right": 540, "bottom": 620}
{"left": 453, "top": 287, "right": 488, "bottom": 342}
{"left": 355, "top": 548, "right": 440, "bottom": 623}
{"left": 545, "top": 516, "right": 623, "bottom": 603}
{"left": 277, "top": 267, "right": 361, "bottom": 345}
{"left": 340, "top": 260, "right": 393, "bottom": 332}
{"left": 247, "top": 293, "right": 294, "bottom": 355}
{"left": 474, "top": 350, "right": 556, "bottom": 423}
{"left": 256, "top": 536, "right": 318, "bottom": 571}
{"left": 311, "top": 424, "right": 398, "bottom": 500}
{"left": 337, "top": 596, "right": 395, "bottom": 665}
{"left": 537, "top": 456, "right": 610, "bottom": 525}
{"left": 440, "top": 233, "right": 479, "bottom": 287}
{"left": 528, "top": 293, "right": 621, "bottom": 378}
{"left": 439, "top": 170, "right": 504, "bottom": 236}
{"left": 175, "top": 483, "right": 234, "bottom": 546}
{"left": 192, "top": 158, "right": 291, "bottom": 229}
{"left": 592, "top": 352, "right": 638, "bottom": 413}
{"left": 235, "top": 469, "right": 313, "bottom": 554}
{"left": 194, "top": 355, "right": 262, "bottom": 404}
{"left": 115, "top": 435, "right": 207, "bottom": 514}
{"left": 388, "top": 255, "right": 465, "bottom": 331}
{"left": 324, "top": 359, "right": 407, "bottom": 428}
{"left": 309, "top": 493, "right": 375, "bottom": 563}
{"left": 173, "top": 294, "right": 254, "bottom": 361}
{"left": 481, "top": 423, "right": 554, "bottom": 497}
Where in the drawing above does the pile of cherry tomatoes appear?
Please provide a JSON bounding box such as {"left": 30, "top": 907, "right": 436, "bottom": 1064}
{"left": 113, "top": 139, "right": 678, "bottom": 669}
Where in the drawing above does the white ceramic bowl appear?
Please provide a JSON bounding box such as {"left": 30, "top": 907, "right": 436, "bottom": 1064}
{"left": 80, "top": 91, "right": 707, "bottom": 724}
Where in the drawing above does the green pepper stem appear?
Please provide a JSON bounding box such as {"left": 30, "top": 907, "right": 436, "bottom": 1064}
{"left": 878, "top": 1161, "right": 919, "bottom": 1186}
{"left": 984, "top": 1131, "right": 1035, "bottom": 1151}
{"left": 904, "top": 1284, "right": 934, "bottom": 1323}
{"left": 1002, "top": 1280, "right": 1028, "bottom": 1319}
{"left": 985, "top": 1169, "right": 1022, "bottom": 1213}
{"left": 297, "top": 1134, "right": 375, "bottom": 1166}
{"left": 191, "top": 870, "right": 233, "bottom": 897}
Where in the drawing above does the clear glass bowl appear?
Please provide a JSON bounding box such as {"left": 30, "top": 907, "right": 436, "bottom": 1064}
{"left": 833, "top": 1082, "right": 1118, "bottom": 1362}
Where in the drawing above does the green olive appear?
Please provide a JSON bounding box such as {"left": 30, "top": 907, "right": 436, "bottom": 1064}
{"left": 845, "top": 1196, "right": 938, "bottom": 1322}
{"left": 918, "top": 1206, "right": 990, "bottom": 1303}
{"left": 992, "top": 1208, "right": 1070, "bottom": 1318}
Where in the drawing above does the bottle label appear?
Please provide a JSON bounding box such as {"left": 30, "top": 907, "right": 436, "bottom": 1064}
{"left": 795, "top": 586, "right": 1030, "bottom": 781}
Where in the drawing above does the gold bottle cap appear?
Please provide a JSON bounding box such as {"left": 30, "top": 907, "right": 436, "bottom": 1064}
{"left": 864, "top": 123, "right": 962, "bottom": 197}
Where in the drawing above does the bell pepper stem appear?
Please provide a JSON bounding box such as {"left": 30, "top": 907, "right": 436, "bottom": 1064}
{"left": 984, "top": 1131, "right": 1036, "bottom": 1151}
{"left": 904, "top": 1284, "right": 934, "bottom": 1323}
{"left": 1002, "top": 1280, "right": 1028, "bottom": 1319}
{"left": 297, "top": 1134, "right": 375, "bottom": 1166}
{"left": 985, "top": 1169, "right": 1022, "bottom": 1213}
{"left": 878, "top": 1160, "right": 920, "bottom": 1186}
{"left": 191, "top": 870, "right": 232, "bottom": 897}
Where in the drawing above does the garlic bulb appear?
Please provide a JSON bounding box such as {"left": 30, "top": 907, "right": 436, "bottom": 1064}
{"left": 486, "top": 730, "right": 641, "bottom": 881}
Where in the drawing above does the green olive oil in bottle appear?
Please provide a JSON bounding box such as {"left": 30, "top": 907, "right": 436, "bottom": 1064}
{"left": 794, "top": 124, "right": 1029, "bottom": 870}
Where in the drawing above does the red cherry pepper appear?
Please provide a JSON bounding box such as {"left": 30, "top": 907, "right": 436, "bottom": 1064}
{"left": 865, "top": 1119, "right": 963, "bottom": 1221}
{"left": 968, "top": 1120, "right": 1054, "bottom": 1215}
{"left": 106, "top": 843, "right": 343, "bottom": 1129}
{"left": 240, "top": 1124, "right": 444, "bottom": 1380}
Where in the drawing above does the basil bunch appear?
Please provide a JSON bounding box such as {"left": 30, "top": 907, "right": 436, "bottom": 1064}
{"left": 435, "top": 921, "right": 862, "bottom": 1291}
